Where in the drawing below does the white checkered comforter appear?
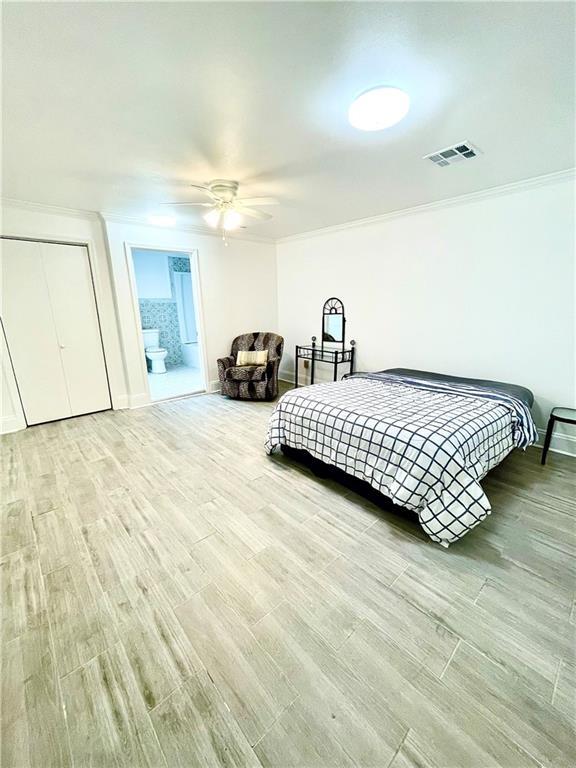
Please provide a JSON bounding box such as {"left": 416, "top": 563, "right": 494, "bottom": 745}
{"left": 265, "top": 373, "right": 537, "bottom": 545}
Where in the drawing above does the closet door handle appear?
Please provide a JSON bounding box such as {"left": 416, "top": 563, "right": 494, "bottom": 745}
{"left": 59, "top": 344, "right": 67, "bottom": 349}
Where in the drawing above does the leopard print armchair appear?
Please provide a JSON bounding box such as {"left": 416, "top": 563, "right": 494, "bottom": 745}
{"left": 217, "top": 332, "right": 284, "bottom": 400}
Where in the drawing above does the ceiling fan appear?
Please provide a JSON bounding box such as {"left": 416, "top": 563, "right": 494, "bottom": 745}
{"left": 163, "top": 179, "right": 278, "bottom": 233}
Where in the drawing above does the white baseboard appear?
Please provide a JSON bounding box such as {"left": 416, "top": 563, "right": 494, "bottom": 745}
{"left": 279, "top": 368, "right": 344, "bottom": 386}
{"left": 128, "top": 392, "right": 151, "bottom": 408}
{"left": 279, "top": 367, "right": 295, "bottom": 383}
{"left": 535, "top": 427, "right": 576, "bottom": 458}
{"left": 0, "top": 414, "right": 27, "bottom": 434}
{"left": 111, "top": 393, "right": 130, "bottom": 410}
{"left": 208, "top": 379, "right": 221, "bottom": 393}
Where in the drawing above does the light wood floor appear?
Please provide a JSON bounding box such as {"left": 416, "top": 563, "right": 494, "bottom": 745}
{"left": 1, "top": 390, "right": 575, "bottom": 768}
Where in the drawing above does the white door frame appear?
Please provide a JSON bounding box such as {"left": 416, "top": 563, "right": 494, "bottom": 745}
{"left": 124, "top": 243, "right": 209, "bottom": 402}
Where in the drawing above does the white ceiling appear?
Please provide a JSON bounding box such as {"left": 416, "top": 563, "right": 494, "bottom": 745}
{"left": 3, "top": 2, "right": 574, "bottom": 239}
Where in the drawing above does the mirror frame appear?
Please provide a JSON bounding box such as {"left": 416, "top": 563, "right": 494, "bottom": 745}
{"left": 321, "top": 297, "right": 345, "bottom": 349}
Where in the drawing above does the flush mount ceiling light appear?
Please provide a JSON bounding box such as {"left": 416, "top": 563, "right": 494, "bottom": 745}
{"left": 348, "top": 86, "right": 410, "bottom": 131}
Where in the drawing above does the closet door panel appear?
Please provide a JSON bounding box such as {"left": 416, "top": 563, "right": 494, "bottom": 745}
{"left": 1, "top": 239, "right": 71, "bottom": 424}
{"left": 42, "top": 243, "right": 111, "bottom": 416}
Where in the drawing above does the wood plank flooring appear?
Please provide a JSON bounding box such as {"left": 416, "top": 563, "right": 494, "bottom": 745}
{"left": 1, "top": 389, "right": 575, "bottom": 767}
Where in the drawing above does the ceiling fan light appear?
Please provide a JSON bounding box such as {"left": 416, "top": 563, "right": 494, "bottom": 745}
{"left": 222, "top": 209, "right": 242, "bottom": 230}
{"left": 203, "top": 208, "right": 221, "bottom": 228}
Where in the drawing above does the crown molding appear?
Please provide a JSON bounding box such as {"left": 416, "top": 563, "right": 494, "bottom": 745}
{"left": 276, "top": 168, "right": 575, "bottom": 245}
{"left": 98, "top": 211, "right": 275, "bottom": 244}
{"left": 3, "top": 167, "right": 574, "bottom": 246}
{"left": 1, "top": 197, "right": 100, "bottom": 222}
{"left": 0, "top": 198, "right": 275, "bottom": 245}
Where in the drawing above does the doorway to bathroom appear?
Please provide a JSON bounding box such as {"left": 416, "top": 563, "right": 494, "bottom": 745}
{"left": 130, "top": 247, "right": 206, "bottom": 401}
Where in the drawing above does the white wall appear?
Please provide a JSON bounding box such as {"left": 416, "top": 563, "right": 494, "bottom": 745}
{"left": 1, "top": 201, "right": 129, "bottom": 432}
{"left": 3, "top": 177, "right": 573, "bottom": 457}
{"left": 1, "top": 201, "right": 277, "bottom": 431}
{"left": 132, "top": 248, "right": 172, "bottom": 299}
{"left": 276, "top": 175, "right": 576, "bottom": 455}
{"left": 103, "top": 218, "right": 278, "bottom": 405}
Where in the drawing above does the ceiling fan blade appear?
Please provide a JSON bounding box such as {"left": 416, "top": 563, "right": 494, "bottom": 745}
{"left": 188, "top": 183, "right": 210, "bottom": 192}
{"left": 235, "top": 197, "right": 279, "bottom": 206}
{"left": 189, "top": 183, "right": 220, "bottom": 201}
{"left": 160, "top": 201, "right": 213, "bottom": 207}
{"left": 236, "top": 205, "right": 273, "bottom": 221}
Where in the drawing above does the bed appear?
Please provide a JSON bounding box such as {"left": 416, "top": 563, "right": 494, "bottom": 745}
{"left": 265, "top": 368, "right": 537, "bottom": 546}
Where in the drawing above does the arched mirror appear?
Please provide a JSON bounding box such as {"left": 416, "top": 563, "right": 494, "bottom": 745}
{"left": 322, "top": 297, "right": 345, "bottom": 349}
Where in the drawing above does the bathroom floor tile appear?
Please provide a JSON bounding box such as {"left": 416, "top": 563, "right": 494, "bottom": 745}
{"left": 148, "top": 365, "right": 205, "bottom": 401}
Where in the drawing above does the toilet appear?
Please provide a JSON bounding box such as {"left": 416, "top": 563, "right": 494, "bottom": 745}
{"left": 142, "top": 329, "right": 167, "bottom": 374}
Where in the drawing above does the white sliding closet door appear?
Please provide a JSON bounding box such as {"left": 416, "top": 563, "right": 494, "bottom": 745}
{"left": 1, "top": 238, "right": 111, "bottom": 425}
{"left": 42, "top": 242, "right": 111, "bottom": 417}
{"left": 2, "top": 239, "right": 71, "bottom": 423}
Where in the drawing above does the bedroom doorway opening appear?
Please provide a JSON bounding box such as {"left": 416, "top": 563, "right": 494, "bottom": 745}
{"left": 131, "top": 247, "right": 206, "bottom": 401}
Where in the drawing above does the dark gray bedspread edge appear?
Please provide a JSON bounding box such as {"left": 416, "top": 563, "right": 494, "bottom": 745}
{"left": 380, "top": 368, "right": 534, "bottom": 409}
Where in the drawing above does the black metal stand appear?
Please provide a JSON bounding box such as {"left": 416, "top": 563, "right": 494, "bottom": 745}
{"left": 541, "top": 407, "right": 576, "bottom": 465}
{"left": 294, "top": 337, "right": 355, "bottom": 388}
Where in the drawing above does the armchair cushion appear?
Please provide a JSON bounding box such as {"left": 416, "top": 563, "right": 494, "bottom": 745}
{"left": 225, "top": 365, "right": 267, "bottom": 382}
{"left": 237, "top": 349, "right": 268, "bottom": 366}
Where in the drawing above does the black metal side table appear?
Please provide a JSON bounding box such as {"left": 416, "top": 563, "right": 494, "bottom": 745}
{"left": 294, "top": 337, "right": 355, "bottom": 388}
{"left": 541, "top": 407, "right": 576, "bottom": 465}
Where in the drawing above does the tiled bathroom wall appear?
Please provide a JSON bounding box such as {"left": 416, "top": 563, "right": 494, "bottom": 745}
{"left": 139, "top": 299, "right": 182, "bottom": 365}
{"left": 169, "top": 256, "right": 190, "bottom": 274}
{"left": 137, "top": 254, "right": 192, "bottom": 368}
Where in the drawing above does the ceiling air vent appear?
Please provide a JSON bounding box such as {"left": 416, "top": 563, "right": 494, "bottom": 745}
{"left": 424, "top": 141, "right": 481, "bottom": 167}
